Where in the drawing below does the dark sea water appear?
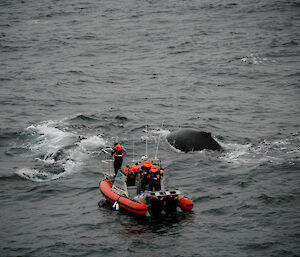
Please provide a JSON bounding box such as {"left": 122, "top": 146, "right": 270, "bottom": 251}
{"left": 1, "top": 0, "right": 300, "bottom": 256}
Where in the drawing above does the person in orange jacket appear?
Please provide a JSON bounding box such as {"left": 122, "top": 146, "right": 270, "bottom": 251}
{"left": 126, "top": 162, "right": 141, "bottom": 186}
{"left": 110, "top": 143, "right": 124, "bottom": 175}
{"left": 140, "top": 160, "right": 152, "bottom": 191}
{"left": 148, "top": 164, "right": 162, "bottom": 191}
{"left": 123, "top": 164, "right": 130, "bottom": 175}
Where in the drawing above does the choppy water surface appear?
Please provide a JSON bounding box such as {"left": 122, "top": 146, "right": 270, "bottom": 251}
{"left": 1, "top": 0, "right": 300, "bottom": 256}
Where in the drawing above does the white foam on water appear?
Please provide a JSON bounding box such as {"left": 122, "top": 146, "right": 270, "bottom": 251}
{"left": 220, "top": 135, "right": 298, "bottom": 168}
{"left": 221, "top": 143, "right": 252, "bottom": 164}
{"left": 141, "top": 127, "right": 171, "bottom": 142}
{"left": 240, "top": 53, "right": 276, "bottom": 65}
{"left": 220, "top": 141, "right": 280, "bottom": 169}
{"left": 26, "top": 120, "right": 76, "bottom": 155}
{"left": 15, "top": 167, "right": 62, "bottom": 182}
{"left": 18, "top": 120, "right": 108, "bottom": 182}
{"left": 77, "top": 136, "right": 107, "bottom": 152}
{"left": 150, "top": 128, "right": 171, "bottom": 137}
{"left": 62, "top": 159, "right": 82, "bottom": 176}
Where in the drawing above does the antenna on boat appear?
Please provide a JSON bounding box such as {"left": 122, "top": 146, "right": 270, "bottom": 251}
{"left": 145, "top": 121, "right": 148, "bottom": 159}
{"left": 154, "top": 122, "right": 164, "bottom": 160}
{"left": 132, "top": 137, "right": 135, "bottom": 162}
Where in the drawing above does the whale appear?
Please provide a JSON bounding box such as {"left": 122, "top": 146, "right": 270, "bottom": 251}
{"left": 166, "top": 128, "right": 223, "bottom": 152}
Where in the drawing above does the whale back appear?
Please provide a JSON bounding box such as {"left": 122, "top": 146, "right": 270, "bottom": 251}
{"left": 166, "top": 129, "right": 222, "bottom": 152}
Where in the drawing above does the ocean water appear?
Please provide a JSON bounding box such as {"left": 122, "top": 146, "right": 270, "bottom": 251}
{"left": 1, "top": 0, "right": 300, "bottom": 256}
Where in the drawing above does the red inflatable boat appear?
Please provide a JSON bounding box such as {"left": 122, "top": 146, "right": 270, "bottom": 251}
{"left": 98, "top": 156, "right": 193, "bottom": 216}
{"left": 99, "top": 179, "right": 148, "bottom": 215}
{"left": 99, "top": 145, "right": 193, "bottom": 216}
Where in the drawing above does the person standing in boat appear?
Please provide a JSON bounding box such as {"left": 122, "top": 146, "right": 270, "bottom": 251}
{"left": 125, "top": 163, "right": 141, "bottom": 186}
{"left": 123, "top": 164, "right": 130, "bottom": 175}
{"left": 131, "top": 162, "right": 141, "bottom": 177}
{"left": 148, "top": 163, "right": 162, "bottom": 191}
{"left": 140, "top": 160, "right": 152, "bottom": 191}
{"left": 110, "top": 143, "right": 124, "bottom": 175}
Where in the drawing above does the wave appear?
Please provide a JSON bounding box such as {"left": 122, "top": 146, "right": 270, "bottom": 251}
{"left": 15, "top": 167, "right": 66, "bottom": 182}
{"left": 0, "top": 173, "right": 25, "bottom": 182}
{"left": 240, "top": 53, "right": 276, "bottom": 65}
{"left": 0, "top": 131, "right": 20, "bottom": 143}
{"left": 115, "top": 115, "right": 129, "bottom": 121}
{"left": 13, "top": 119, "right": 107, "bottom": 182}
{"left": 257, "top": 193, "right": 296, "bottom": 206}
{"left": 220, "top": 132, "right": 300, "bottom": 168}
{"left": 69, "top": 114, "right": 99, "bottom": 122}
{"left": 140, "top": 127, "right": 170, "bottom": 145}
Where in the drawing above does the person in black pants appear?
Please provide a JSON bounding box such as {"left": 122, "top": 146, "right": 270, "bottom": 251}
{"left": 110, "top": 143, "right": 124, "bottom": 175}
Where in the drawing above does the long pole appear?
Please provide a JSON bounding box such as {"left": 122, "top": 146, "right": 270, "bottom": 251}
{"left": 145, "top": 122, "right": 148, "bottom": 158}
{"left": 132, "top": 137, "right": 135, "bottom": 162}
{"left": 155, "top": 122, "right": 164, "bottom": 159}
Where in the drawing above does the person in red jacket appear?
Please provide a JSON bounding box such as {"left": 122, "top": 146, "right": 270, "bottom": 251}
{"left": 123, "top": 164, "right": 130, "bottom": 175}
{"left": 110, "top": 143, "right": 124, "bottom": 175}
{"left": 140, "top": 160, "right": 152, "bottom": 191}
{"left": 148, "top": 164, "right": 162, "bottom": 191}
{"left": 126, "top": 163, "right": 141, "bottom": 186}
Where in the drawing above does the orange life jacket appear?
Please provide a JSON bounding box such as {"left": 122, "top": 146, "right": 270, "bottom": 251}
{"left": 148, "top": 164, "right": 160, "bottom": 179}
{"left": 143, "top": 161, "right": 152, "bottom": 168}
{"left": 110, "top": 144, "right": 123, "bottom": 157}
{"left": 126, "top": 164, "right": 141, "bottom": 179}
{"left": 141, "top": 161, "right": 152, "bottom": 176}
{"left": 150, "top": 164, "right": 159, "bottom": 173}
{"left": 123, "top": 166, "right": 130, "bottom": 175}
{"left": 114, "top": 144, "right": 122, "bottom": 152}
{"left": 131, "top": 164, "right": 141, "bottom": 174}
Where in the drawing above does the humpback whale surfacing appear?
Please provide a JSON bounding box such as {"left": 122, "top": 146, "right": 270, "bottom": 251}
{"left": 166, "top": 128, "right": 223, "bottom": 152}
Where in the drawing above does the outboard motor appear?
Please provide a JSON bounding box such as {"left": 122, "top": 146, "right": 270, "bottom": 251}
{"left": 164, "top": 189, "right": 181, "bottom": 213}
{"left": 164, "top": 196, "right": 178, "bottom": 213}
{"left": 147, "top": 191, "right": 165, "bottom": 217}
{"left": 149, "top": 196, "right": 164, "bottom": 217}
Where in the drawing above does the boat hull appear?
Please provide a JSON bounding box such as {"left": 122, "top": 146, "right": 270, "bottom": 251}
{"left": 178, "top": 197, "right": 194, "bottom": 211}
{"left": 99, "top": 179, "right": 148, "bottom": 215}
